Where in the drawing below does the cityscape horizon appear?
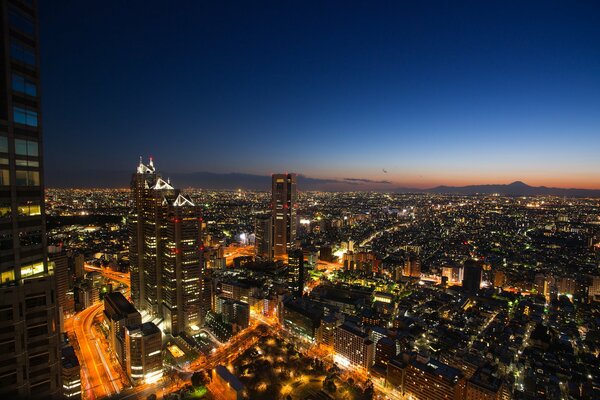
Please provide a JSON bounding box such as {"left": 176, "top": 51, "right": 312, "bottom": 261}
{"left": 1, "top": 2, "right": 599, "bottom": 400}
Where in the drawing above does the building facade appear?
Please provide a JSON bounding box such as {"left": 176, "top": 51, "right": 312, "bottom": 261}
{"left": 271, "top": 173, "right": 296, "bottom": 256}
{"left": 128, "top": 159, "right": 204, "bottom": 335}
{"left": 334, "top": 323, "right": 374, "bottom": 370}
{"left": 287, "top": 248, "right": 304, "bottom": 296}
{"left": 124, "top": 322, "right": 162, "bottom": 385}
{"left": 0, "top": 1, "right": 62, "bottom": 396}
{"left": 254, "top": 213, "right": 272, "bottom": 260}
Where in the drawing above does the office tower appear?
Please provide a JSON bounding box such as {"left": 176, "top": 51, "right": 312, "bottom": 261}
{"left": 48, "top": 248, "right": 69, "bottom": 330}
{"left": 124, "top": 322, "right": 162, "bottom": 385}
{"left": 403, "top": 255, "right": 421, "bottom": 278}
{"left": 281, "top": 298, "right": 323, "bottom": 343}
{"left": 271, "top": 173, "right": 296, "bottom": 256}
{"left": 588, "top": 276, "right": 600, "bottom": 302}
{"left": 287, "top": 248, "right": 304, "bottom": 296}
{"left": 104, "top": 292, "right": 142, "bottom": 365}
{"left": 442, "top": 265, "right": 464, "bottom": 284}
{"left": 0, "top": 1, "right": 62, "bottom": 397}
{"left": 60, "top": 346, "right": 81, "bottom": 399}
{"left": 375, "top": 336, "right": 397, "bottom": 367}
{"left": 334, "top": 323, "right": 374, "bottom": 370}
{"left": 161, "top": 197, "right": 203, "bottom": 334}
{"left": 556, "top": 276, "right": 576, "bottom": 295}
{"left": 462, "top": 259, "right": 483, "bottom": 294}
{"left": 73, "top": 253, "right": 84, "bottom": 280}
{"left": 129, "top": 159, "right": 204, "bottom": 334}
{"left": 403, "top": 354, "right": 465, "bottom": 400}
{"left": 254, "top": 213, "right": 272, "bottom": 260}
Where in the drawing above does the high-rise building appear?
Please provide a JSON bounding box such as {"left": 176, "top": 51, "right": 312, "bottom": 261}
{"left": 287, "top": 248, "right": 304, "bottom": 296}
{"left": 462, "top": 259, "right": 483, "bottom": 294}
{"left": 334, "top": 323, "right": 374, "bottom": 370}
{"left": 403, "top": 354, "right": 465, "bottom": 400}
{"left": 48, "top": 248, "right": 69, "bottom": 330}
{"left": 161, "top": 197, "right": 203, "bottom": 334}
{"left": 129, "top": 159, "right": 204, "bottom": 335}
{"left": 0, "top": 1, "right": 62, "bottom": 396}
{"left": 104, "top": 292, "right": 142, "bottom": 365}
{"left": 403, "top": 256, "right": 421, "bottom": 278}
{"left": 254, "top": 213, "right": 272, "bottom": 260}
{"left": 271, "top": 173, "right": 296, "bottom": 256}
{"left": 60, "top": 346, "right": 81, "bottom": 399}
{"left": 73, "top": 253, "right": 84, "bottom": 280}
{"left": 124, "top": 322, "right": 162, "bottom": 385}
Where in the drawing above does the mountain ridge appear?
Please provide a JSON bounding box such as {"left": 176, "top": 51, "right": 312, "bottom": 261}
{"left": 398, "top": 181, "right": 600, "bottom": 197}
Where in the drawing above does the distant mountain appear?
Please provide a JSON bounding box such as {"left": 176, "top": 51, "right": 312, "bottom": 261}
{"left": 411, "top": 181, "right": 600, "bottom": 197}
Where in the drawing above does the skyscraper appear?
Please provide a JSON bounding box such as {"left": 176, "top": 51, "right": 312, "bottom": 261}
{"left": 254, "top": 213, "right": 272, "bottom": 260}
{"left": 129, "top": 158, "right": 204, "bottom": 335}
{"left": 0, "top": 0, "right": 62, "bottom": 396}
{"left": 462, "top": 259, "right": 483, "bottom": 294}
{"left": 271, "top": 173, "right": 296, "bottom": 256}
{"left": 287, "top": 248, "right": 304, "bottom": 297}
{"left": 161, "top": 196, "right": 204, "bottom": 333}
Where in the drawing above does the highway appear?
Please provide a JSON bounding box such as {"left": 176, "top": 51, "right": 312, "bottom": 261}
{"left": 63, "top": 264, "right": 131, "bottom": 399}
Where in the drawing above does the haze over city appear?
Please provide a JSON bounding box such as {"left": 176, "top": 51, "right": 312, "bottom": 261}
{"left": 39, "top": 1, "right": 600, "bottom": 190}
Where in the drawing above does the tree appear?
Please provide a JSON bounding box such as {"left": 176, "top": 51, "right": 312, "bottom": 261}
{"left": 191, "top": 371, "right": 209, "bottom": 387}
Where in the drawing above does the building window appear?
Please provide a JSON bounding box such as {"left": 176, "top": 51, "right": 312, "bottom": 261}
{"left": 13, "top": 106, "right": 38, "bottom": 127}
{"left": 15, "top": 139, "right": 38, "bottom": 156}
{"left": 12, "top": 73, "right": 37, "bottom": 97}
{"left": 18, "top": 202, "right": 40, "bottom": 217}
{"left": 16, "top": 159, "right": 39, "bottom": 167}
{"left": 10, "top": 40, "right": 35, "bottom": 67}
{"left": 15, "top": 170, "right": 39, "bottom": 186}
{"left": 19, "top": 230, "right": 42, "bottom": 247}
{"left": 0, "top": 202, "right": 10, "bottom": 219}
{"left": 0, "top": 137, "right": 7, "bottom": 153}
{"left": 9, "top": 6, "right": 35, "bottom": 36}
{"left": 1, "top": 269, "right": 15, "bottom": 284}
{"left": 0, "top": 169, "right": 9, "bottom": 186}
{"left": 20, "top": 261, "right": 44, "bottom": 278}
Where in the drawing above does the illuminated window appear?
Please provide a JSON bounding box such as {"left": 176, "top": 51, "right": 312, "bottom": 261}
{"left": 18, "top": 202, "right": 41, "bottom": 216}
{"left": 20, "top": 262, "right": 44, "bottom": 278}
{"left": 1, "top": 269, "right": 15, "bottom": 284}
{"left": 0, "top": 203, "right": 11, "bottom": 219}
{"left": 0, "top": 169, "right": 9, "bottom": 186}
{"left": 16, "top": 159, "right": 39, "bottom": 167}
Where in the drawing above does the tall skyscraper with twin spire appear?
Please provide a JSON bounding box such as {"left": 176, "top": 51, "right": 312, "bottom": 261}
{"left": 129, "top": 158, "right": 205, "bottom": 335}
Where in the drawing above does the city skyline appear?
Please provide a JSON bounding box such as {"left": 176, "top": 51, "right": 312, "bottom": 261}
{"left": 39, "top": 1, "right": 600, "bottom": 190}
{"left": 4, "top": 2, "right": 600, "bottom": 400}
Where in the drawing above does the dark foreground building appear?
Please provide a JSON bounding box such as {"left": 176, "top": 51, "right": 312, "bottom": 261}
{"left": 0, "top": 0, "right": 62, "bottom": 397}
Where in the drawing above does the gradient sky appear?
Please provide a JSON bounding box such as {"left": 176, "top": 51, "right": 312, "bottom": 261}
{"left": 40, "top": 1, "right": 600, "bottom": 189}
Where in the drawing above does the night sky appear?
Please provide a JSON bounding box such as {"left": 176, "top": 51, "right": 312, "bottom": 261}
{"left": 40, "top": 1, "right": 600, "bottom": 190}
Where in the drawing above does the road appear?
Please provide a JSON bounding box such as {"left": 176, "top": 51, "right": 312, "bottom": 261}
{"left": 63, "top": 263, "right": 132, "bottom": 399}
{"left": 66, "top": 303, "right": 123, "bottom": 399}
{"left": 223, "top": 244, "right": 255, "bottom": 266}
